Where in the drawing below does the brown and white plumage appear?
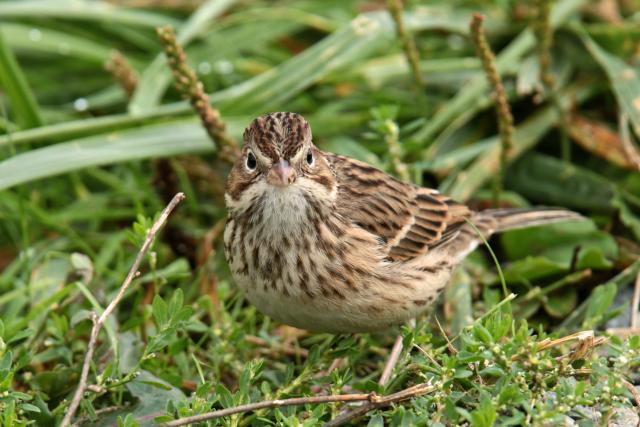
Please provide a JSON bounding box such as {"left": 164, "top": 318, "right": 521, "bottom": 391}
{"left": 224, "top": 112, "right": 583, "bottom": 333}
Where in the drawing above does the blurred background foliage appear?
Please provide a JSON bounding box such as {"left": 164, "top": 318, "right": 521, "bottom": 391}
{"left": 0, "top": 0, "right": 640, "bottom": 425}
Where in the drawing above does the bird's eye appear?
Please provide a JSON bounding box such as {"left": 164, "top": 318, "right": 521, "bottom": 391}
{"left": 246, "top": 151, "right": 257, "bottom": 171}
{"left": 306, "top": 150, "right": 314, "bottom": 166}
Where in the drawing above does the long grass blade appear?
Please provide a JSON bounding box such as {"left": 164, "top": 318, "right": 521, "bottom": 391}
{"left": 0, "top": 30, "right": 42, "bottom": 129}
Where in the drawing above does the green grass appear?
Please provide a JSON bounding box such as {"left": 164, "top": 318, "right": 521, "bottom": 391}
{"left": 1, "top": 0, "right": 640, "bottom": 425}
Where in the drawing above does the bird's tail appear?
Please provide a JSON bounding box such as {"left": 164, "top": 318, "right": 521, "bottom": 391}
{"left": 480, "top": 208, "right": 585, "bottom": 233}
{"left": 445, "top": 207, "right": 584, "bottom": 261}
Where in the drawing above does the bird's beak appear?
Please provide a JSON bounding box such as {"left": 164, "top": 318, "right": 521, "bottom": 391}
{"left": 268, "top": 158, "right": 295, "bottom": 187}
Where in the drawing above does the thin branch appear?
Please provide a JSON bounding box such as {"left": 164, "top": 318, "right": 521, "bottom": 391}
{"left": 621, "top": 377, "right": 640, "bottom": 407}
{"left": 379, "top": 318, "right": 415, "bottom": 386}
{"left": 160, "top": 382, "right": 434, "bottom": 427}
{"left": 161, "top": 393, "right": 369, "bottom": 426}
{"left": 469, "top": 13, "right": 514, "bottom": 207}
{"left": 322, "top": 383, "right": 435, "bottom": 427}
{"left": 387, "top": 0, "right": 424, "bottom": 90}
{"left": 434, "top": 315, "right": 457, "bottom": 355}
{"left": 378, "top": 333, "right": 404, "bottom": 386}
{"left": 156, "top": 25, "right": 239, "bottom": 162}
{"left": 61, "top": 192, "right": 186, "bottom": 427}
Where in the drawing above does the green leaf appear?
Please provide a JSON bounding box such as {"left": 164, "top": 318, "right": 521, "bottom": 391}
{"left": 472, "top": 324, "right": 493, "bottom": 346}
{"left": 152, "top": 295, "right": 168, "bottom": 328}
{"left": 612, "top": 192, "right": 640, "bottom": 240}
{"left": 582, "top": 283, "right": 618, "bottom": 329}
{"left": 502, "top": 256, "right": 566, "bottom": 284}
{"left": 501, "top": 219, "right": 618, "bottom": 268}
{"left": 446, "top": 84, "right": 593, "bottom": 201}
{"left": 543, "top": 289, "right": 578, "bottom": 318}
{"left": 469, "top": 392, "right": 497, "bottom": 427}
{"left": 1, "top": 23, "right": 117, "bottom": 65}
{"left": 506, "top": 153, "right": 616, "bottom": 212}
{"left": 0, "top": 30, "right": 42, "bottom": 128}
{"left": 19, "top": 403, "right": 40, "bottom": 413}
{"left": 88, "top": 333, "right": 186, "bottom": 427}
{"left": 412, "top": 0, "right": 587, "bottom": 148}
{"left": 0, "top": 121, "right": 214, "bottom": 191}
{"left": 580, "top": 30, "right": 640, "bottom": 136}
{"left": 0, "top": 351, "right": 12, "bottom": 371}
{"left": 367, "top": 414, "right": 384, "bottom": 427}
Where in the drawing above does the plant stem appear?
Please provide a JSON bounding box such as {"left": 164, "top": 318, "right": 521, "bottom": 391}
{"left": 387, "top": 0, "right": 424, "bottom": 91}
{"left": 157, "top": 25, "right": 239, "bottom": 162}
{"left": 469, "top": 13, "right": 514, "bottom": 207}
{"left": 61, "top": 193, "right": 185, "bottom": 427}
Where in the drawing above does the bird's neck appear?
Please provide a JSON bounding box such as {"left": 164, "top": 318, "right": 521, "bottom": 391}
{"left": 232, "top": 182, "right": 332, "bottom": 239}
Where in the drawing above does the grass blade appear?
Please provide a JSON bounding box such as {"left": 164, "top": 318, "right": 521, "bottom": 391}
{"left": 579, "top": 29, "right": 640, "bottom": 136}
{"left": 2, "top": 23, "right": 122, "bottom": 65}
{"left": 0, "top": 7, "right": 483, "bottom": 147}
{"left": 0, "top": 120, "right": 247, "bottom": 190}
{"left": 445, "top": 83, "right": 593, "bottom": 201}
{"left": 0, "top": 30, "right": 42, "bottom": 128}
{"left": 0, "top": 0, "right": 178, "bottom": 28}
{"left": 129, "top": 0, "right": 237, "bottom": 114}
{"left": 410, "top": 0, "right": 586, "bottom": 151}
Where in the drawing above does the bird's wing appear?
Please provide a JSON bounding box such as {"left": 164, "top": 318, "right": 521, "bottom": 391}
{"left": 326, "top": 153, "right": 470, "bottom": 261}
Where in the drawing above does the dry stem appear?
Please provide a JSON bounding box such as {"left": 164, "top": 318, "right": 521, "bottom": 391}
{"left": 469, "top": 13, "right": 514, "bottom": 206}
{"left": 378, "top": 333, "right": 404, "bottom": 386}
{"left": 156, "top": 25, "right": 239, "bottom": 162}
{"left": 105, "top": 50, "right": 139, "bottom": 98}
{"left": 160, "top": 382, "right": 433, "bottom": 427}
{"left": 387, "top": 0, "right": 424, "bottom": 90}
{"left": 61, "top": 192, "right": 186, "bottom": 427}
{"left": 621, "top": 377, "right": 640, "bottom": 407}
{"left": 322, "top": 383, "right": 435, "bottom": 427}
{"left": 533, "top": 0, "right": 554, "bottom": 89}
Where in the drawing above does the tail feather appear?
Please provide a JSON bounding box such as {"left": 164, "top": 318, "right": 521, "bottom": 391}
{"left": 442, "top": 207, "right": 585, "bottom": 261}
{"left": 480, "top": 208, "right": 585, "bottom": 233}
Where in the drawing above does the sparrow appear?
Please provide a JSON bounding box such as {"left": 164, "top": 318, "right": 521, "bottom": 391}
{"left": 224, "top": 112, "right": 582, "bottom": 333}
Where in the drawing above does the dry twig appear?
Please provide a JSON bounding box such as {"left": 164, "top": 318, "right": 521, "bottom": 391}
{"left": 378, "top": 334, "right": 404, "bottom": 386}
{"left": 157, "top": 25, "right": 239, "bottom": 162}
{"left": 378, "top": 318, "right": 415, "bottom": 386}
{"left": 61, "top": 193, "right": 186, "bottom": 427}
{"left": 160, "top": 382, "right": 434, "bottom": 427}
{"left": 469, "top": 13, "right": 514, "bottom": 206}
{"left": 322, "top": 383, "right": 435, "bottom": 427}
{"left": 621, "top": 377, "right": 640, "bottom": 407}
{"left": 535, "top": 330, "right": 607, "bottom": 361}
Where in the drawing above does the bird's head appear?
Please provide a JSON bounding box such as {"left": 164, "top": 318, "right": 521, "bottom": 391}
{"left": 225, "top": 112, "right": 336, "bottom": 212}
